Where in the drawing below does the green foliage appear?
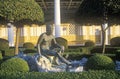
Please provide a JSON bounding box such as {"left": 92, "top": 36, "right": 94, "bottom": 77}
{"left": 110, "top": 37, "right": 120, "bottom": 47}
{"left": 108, "top": 0, "right": 120, "bottom": 14}
{"left": 0, "top": 52, "right": 3, "bottom": 60}
{"left": 90, "top": 46, "right": 117, "bottom": 54}
{"left": 65, "top": 47, "right": 93, "bottom": 55}
{"left": 23, "top": 49, "right": 37, "bottom": 54}
{"left": 0, "top": 0, "right": 44, "bottom": 23}
{"left": 0, "top": 38, "right": 9, "bottom": 50}
{"left": 75, "top": 0, "right": 120, "bottom": 25}
{"left": 64, "top": 47, "right": 93, "bottom": 59}
{"left": 84, "top": 40, "right": 95, "bottom": 54}
{"left": 55, "top": 37, "right": 68, "bottom": 49}
{"left": 23, "top": 42, "right": 36, "bottom": 54}
{"left": 65, "top": 48, "right": 80, "bottom": 53}
{"left": 86, "top": 54, "right": 115, "bottom": 70}
{"left": 0, "top": 57, "right": 29, "bottom": 72}
{"left": 0, "top": 0, "right": 44, "bottom": 55}
{"left": 4, "top": 48, "right": 15, "bottom": 57}
{"left": 0, "top": 70, "right": 119, "bottom": 79}
{"left": 115, "top": 50, "right": 120, "bottom": 61}
{"left": 23, "top": 42, "right": 34, "bottom": 49}
{"left": 85, "top": 40, "right": 95, "bottom": 47}
{"left": 0, "top": 38, "right": 9, "bottom": 56}
{"left": 63, "top": 53, "right": 92, "bottom": 60}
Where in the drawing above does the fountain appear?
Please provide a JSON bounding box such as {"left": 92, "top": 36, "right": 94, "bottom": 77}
{"left": 16, "top": 25, "right": 87, "bottom": 72}
{"left": 16, "top": 52, "right": 86, "bottom": 72}
{"left": 34, "top": 54, "right": 87, "bottom": 72}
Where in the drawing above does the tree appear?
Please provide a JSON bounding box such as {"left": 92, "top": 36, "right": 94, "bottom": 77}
{"left": 75, "top": 0, "right": 120, "bottom": 24}
{"left": 0, "top": 0, "right": 44, "bottom": 55}
{"left": 75, "top": 0, "right": 120, "bottom": 54}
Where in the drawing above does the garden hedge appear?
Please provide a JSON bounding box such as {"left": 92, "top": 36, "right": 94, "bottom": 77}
{"left": 84, "top": 40, "right": 95, "bottom": 47}
{"left": 85, "top": 54, "right": 115, "bottom": 70}
{"left": 0, "top": 70, "right": 119, "bottom": 79}
{"left": 23, "top": 42, "right": 34, "bottom": 49}
{"left": 0, "top": 38, "right": 9, "bottom": 50}
{"left": 0, "top": 57, "right": 29, "bottom": 72}
{"left": 0, "top": 38, "right": 9, "bottom": 56}
{"left": 55, "top": 37, "right": 68, "bottom": 49}
{"left": 23, "top": 42, "right": 36, "bottom": 54}
{"left": 0, "top": 52, "right": 3, "bottom": 60}
{"left": 110, "top": 37, "right": 120, "bottom": 47}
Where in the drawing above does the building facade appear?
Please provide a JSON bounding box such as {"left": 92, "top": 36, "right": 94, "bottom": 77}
{"left": 0, "top": 23, "right": 120, "bottom": 47}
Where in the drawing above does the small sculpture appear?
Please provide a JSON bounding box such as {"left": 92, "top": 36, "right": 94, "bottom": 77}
{"left": 36, "top": 24, "right": 71, "bottom": 65}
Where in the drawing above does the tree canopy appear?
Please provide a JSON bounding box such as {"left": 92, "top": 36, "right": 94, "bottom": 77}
{"left": 0, "top": 0, "right": 44, "bottom": 24}
{"left": 75, "top": 0, "right": 120, "bottom": 25}
{"left": 0, "top": 0, "right": 44, "bottom": 55}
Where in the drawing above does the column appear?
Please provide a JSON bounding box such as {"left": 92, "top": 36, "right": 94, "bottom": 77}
{"left": 7, "top": 23, "right": 14, "bottom": 47}
{"left": 54, "top": 0, "right": 61, "bottom": 37}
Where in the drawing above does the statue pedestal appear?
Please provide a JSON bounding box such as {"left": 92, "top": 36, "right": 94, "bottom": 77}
{"left": 35, "top": 55, "right": 84, "bottom": 72}
{"left": 35, "top": 55, "right": 52, "bottom": 72}
{"left": 67, "top": 66, "right": 83, "bottom": 72}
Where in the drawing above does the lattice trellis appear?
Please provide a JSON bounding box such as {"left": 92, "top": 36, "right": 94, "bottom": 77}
{"left": 69, "top": 24, "right": 76, "bottom": 34}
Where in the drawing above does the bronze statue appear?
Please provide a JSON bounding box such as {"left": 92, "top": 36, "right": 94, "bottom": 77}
{"left": 37, "top": 24, "right": 71, "bottom": 65}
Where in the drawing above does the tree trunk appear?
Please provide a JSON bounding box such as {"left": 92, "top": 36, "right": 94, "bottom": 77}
{"left": 14, "top": 27, "right": 20, "bottom": 55}
{"left": 102, "top": 31, "right": 106, "bottom": 54}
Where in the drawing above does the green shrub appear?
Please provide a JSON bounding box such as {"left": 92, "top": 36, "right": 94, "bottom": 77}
{"left": 4, "top": 48, "right": 14, "bottom": 57}
{"left": 63, "top": 53, "right": 92, "bottom": 60}
{"left": 65, "top": 48, "right": 80, "bottom": 53}
{"left": 90, "top": 47, "right": 117, "bottom": 54}
{"left": 85, "top": 54, "right": 115, "bottom": 70}
{"left": 85, "top": 40, "right": 95, "bottom": 47}
{"left": 23, "top": 49, "right": 37, "bottom": 54}
{"left": 0, "top": 38, "right": 9, "bottom": 57}
{"left": 55, "top": 37, "right": 68, "bottom": 49}
{"left": 0, "top": 38, "right": 9, "bottom": 50}
{"left": 115, "top": 50, "right": 120, "bottom": 61}
{"left": 110, "top": 37, "right": 120, "bottom": 47}
{"left": 0, "top": 57, "right": 29, "bottom": 72}
{"left": 0, "top": 52, "right": 3, "bottom": 64}
{"left": 67, "top": 46, "right": 90, "bottom": 54}
{"left": 23, "top": 42, "right": 34, "bottom": 49}
{"left": 0, "top": 52, "right": 3, "bottom": 60}
{"left": 23, "top": 42, "right": 35, "bottom": 54}
{"left": 84, "top": 40, "right": 95, "bottom": 54}
{"left": 0, "top": 70, "right": 119, "bottom": 79}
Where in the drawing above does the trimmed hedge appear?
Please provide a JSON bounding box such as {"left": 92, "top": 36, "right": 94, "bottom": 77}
{"left": 23, "top": 42, "right": 36, "bottom": 54}
{"left": 115, "top": 50, "right": 120, "bottom": 61}
{"left": 65, "top": 47, "right": 90, "bottom": 54}
{"left": 4, "top": 48, "right": 14, "bottom": 57}
{"left": 0, "top": 70, "right": 119, "bottom": 79}
{"left": 110, "top": 37, "right": 120, "bottom": 47}
{"left": 23, "top": 49, "right": 37, "bottom": 54}
{"left": 55, "top": 37, "right": 68, "bottom": 49}
{"left": 0, "top": 58, "right": 29, "bottom": 72}
{"left": 84, "top": 40, "right": 95, "bottom": 54}
{"left": 0, "top": 52, "right": 3, "bottom": 60}
{"left": 0, "top": 38, "right": 9, "bottom": 50}
{"left": 63, "top": 53, "right": 92, "bottom": 60}
{"left": 84, "top": 40, "right": 95, "bottom": 47}
{"left": 0, "top": 38, "right": 9, "bottom": 56}
{"left": 90, "top": 47, "right": 117, "bottom": 54}
{"left": 0, "top": 52, "right": 3, "bottom": 64}
{"left": 85, "top": 54, "right": 115, "bottom": 70}
{"left": 23, "top": 42, "right": 34, "bottom": 49}
{"left": 65, "top": 48, "right": 80, "bottom": 53}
